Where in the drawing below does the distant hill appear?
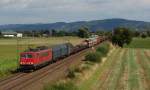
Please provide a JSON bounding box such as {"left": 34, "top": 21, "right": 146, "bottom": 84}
{"left": 0, "top": 19, "right": 150, "bottom": 32}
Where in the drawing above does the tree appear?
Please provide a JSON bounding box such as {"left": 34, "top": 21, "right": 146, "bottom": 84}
{"left": 95, "top": 31, "right": 105, "bottom": 36}
{"left": 146, "top": 30, "right": 150, "bottom": 37}
{"left": 141, "top": 32, "right": 147, "bottom": 38}
{"left": 0, "top": 31, "right": 1, "bottom": 35}
{"left": 69, "top": 31, "right": 78, "bottom": 36}
{"left": 112, "top": 27, "right": 132, "bottom": 47}
{"left": 77, "top": 27, "right": 90, "bottom": 38}
{"left": 134, "top": 31, "right": 140, "bottom": 37}
{"left": 57, "top": 30, "right": 66, "bottom": 36}
{"left": 23, "top": 31, "right": 33, "bottom": 37}
{"left": 43, "top": 30, "right": 51, "bottom": 37}
{"left": 52, "top": 29, "right": 57, "bottom": 36}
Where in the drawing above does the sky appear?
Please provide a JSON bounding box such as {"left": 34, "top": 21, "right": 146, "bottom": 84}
{"left": 0, "top": 0, "right": 150, "bottom": 24}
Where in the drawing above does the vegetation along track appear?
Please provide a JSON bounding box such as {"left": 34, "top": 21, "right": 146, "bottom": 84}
{"left": 0, "top": 43, "right": 102, "bottom": 90}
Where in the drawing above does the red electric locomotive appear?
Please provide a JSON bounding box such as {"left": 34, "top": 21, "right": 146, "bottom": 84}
{"left": 20, "top": 46, "right": 52, "bottom": 70}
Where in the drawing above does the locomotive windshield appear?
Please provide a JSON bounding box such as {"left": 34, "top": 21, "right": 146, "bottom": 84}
{"left": 21, "top": 54, "right": 33, "bottom": 59}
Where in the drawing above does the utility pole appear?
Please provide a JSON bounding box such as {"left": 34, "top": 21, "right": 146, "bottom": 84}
{"left": 112, "top": 30, "right": 114, "bottom": 36}
{"left": 16, "top": 37, "right": 20, "bottom": 68}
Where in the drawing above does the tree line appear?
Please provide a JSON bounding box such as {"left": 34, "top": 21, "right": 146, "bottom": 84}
{"left": 0, "top": 27, "right": 109, "bottom": 38}
{"left": 0, "top": 27, "right": 150, "bottom": 48}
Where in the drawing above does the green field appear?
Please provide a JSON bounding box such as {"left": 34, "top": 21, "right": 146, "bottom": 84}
{"left": 124, "top": 38, "right": 150, "bottom": 49}
{"left": 0, "top": 37, "right": 83, "bottom": 77}
{"left": 78, "top": 48, "right": 150, "bottom": 90}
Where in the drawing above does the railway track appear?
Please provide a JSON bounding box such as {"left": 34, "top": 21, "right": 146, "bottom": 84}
{"left": 0, "top": 43, "right": 102, "bottom": 90}
{"left": 0, "top": 73, "right": 27, "bottom": 86}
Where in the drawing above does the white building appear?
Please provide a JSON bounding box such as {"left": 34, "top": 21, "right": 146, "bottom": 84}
{"left": 17, "top": 33, "right": 23, "bottom": 38}
{"left": 1, "top": 31, "right": 23, "bottom": 38}
{"left": 3, "top": 35, "right": 15, "bottom": 37}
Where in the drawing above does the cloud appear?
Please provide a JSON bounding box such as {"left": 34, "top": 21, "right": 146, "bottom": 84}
{"left": 0, "top": 0, "right": 150, "bottom": 24}
{"left": 0, "top": 0, "right": 33, "bottom": 9}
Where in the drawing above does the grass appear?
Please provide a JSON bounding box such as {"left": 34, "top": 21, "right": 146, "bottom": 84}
{"left": 128, "top": 49, "right": 140, "bottom": 90}
{"left": 138, "top": 50, "right": 150, "bottom": 88}
{"left": 0, "top": 37, "right": 83, "bottom": 45}
{"left": 0, "top": 58, "right": 18, "bottom": 77}
{"left": 0, "top": 45, "right": 21, "bottom": 77}
{"left": 44, "top": 81, "right": 77, "bottom": 90}
{"left": 0, "top": 36, "right": 83, "bottom": 78}
{"left": 124, "top": 38, "right": 150, "bottom": 49}
{"left": 106, "top": 49, "right": 126, "bottom": 90}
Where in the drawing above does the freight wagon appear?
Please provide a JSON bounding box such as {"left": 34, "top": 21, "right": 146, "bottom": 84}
{"left": 52, "top": 43, "right": 74, "bottom": 61}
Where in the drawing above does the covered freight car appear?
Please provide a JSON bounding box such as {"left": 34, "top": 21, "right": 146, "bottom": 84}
{"left": 52, "top": 43, "right": 74, "bottom": 61}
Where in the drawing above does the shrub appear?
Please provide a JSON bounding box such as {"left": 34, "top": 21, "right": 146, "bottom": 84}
{"left": 74, "top": 67, "right": 82, "bottom": 73}
{"left": 96, "top": 43, "right": 109, "bottom": 56}
{"left": 67, "top": 68, "right": 76, "bottom": 79}
{"left": 80, "top": 63, "right": 91, "bottom": 71}
{"left": 85, "top": 52, "right": 102, "bottom": 63}
{"left": 44, "top": 81, "right": 77, "bottom": 90}
{"left": 141, "top": 33, "right": 147, "bottom": 38}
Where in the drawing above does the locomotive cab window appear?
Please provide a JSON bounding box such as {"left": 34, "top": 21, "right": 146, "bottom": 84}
{"left": 21, "top": 54, "right": 33, "bottom": 58}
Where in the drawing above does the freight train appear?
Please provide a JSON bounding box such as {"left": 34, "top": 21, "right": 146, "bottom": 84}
{"left": 20, "top": 36, "right": 107, "bottom": 70}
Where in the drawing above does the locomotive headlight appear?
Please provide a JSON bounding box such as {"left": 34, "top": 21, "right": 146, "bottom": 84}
{"left": 20, "top": 62, "right": 24, "bottom": 65}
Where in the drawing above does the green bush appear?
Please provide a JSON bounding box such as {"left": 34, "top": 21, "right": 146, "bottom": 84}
{"left": 67, "top": 68, "right": 76, "bottom": 79}
{"left": 74, "top": 67, "right": 82, "bottom": 73}
{"left": 85, "top": 52, "right": 102, "bottom": 63}
{"left": 96, "top": 43, "right": 109, "bottom": 56}
{"left": 85, "top": 43, "right": 110, "bottom": 63}
{"left": 44, "top": 81, "right": 77, "bottom": 90}
{"left": 80, "top": 63, "right": 92, "bottom": 71}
